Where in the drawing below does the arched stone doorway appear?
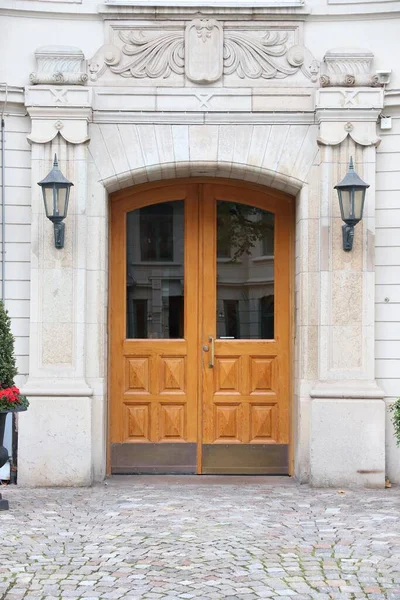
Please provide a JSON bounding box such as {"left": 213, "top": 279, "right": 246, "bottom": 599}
{"left": 109, "top": 179, "right": 294, "bottom": 475}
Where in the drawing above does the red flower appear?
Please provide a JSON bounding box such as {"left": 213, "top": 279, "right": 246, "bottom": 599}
{"left": 0, "top": 386, "right": 21, "bottom": 404}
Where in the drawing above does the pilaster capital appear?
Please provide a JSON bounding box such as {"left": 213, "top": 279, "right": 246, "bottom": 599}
{"left": 30, "top": 45, "right": 88, "bottom": 86}
{"left": 319, "top": 48, "right": 388, "bottom": 88}
{"left": 25, "top": 86, "right": 92, "bottom": 144}
{"left": 315, "top": 87, "right": 383, "bottom": 147}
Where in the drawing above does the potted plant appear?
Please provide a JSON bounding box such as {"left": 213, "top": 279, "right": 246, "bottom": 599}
{"left": 0, "top": 300, "right": 29, "bottom": 510}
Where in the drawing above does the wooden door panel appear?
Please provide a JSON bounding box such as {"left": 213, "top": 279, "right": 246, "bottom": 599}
{"left": 200, "top": 183, "right": 292, "bottom": 474}
{"left": 210, "top": 351, "right": 279, "bottom": 446}
{"left": 110, "top": 179, "right": 292, "bottom": 475}
{"left": 122, "top": 341, "right": 192, "bottom": 443}
{"left": 122, "top": 348, "right": 190, "bottom": 442}
{"left": 110, "top": 185, "right": 199, "bottom": 473}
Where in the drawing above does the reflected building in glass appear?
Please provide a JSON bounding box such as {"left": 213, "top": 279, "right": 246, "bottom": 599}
{"left": 126, "top": 201, "right": 185, "bottom": 339}
{"left": 126, "top": 199, "right": 274, "bottom": 341}
{"left": 216, "top": 201, "right": 274, "bottom": 340}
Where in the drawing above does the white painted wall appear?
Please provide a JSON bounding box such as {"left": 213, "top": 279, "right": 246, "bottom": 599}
{"left": 0, "top": 109, "right": 31, "bottom": 389}
{"left": 375, "top": 110, "right": 400, "bottom": 481}
{"left": 0, "top": 106, "right": 31, "bottom": 386}
{"left": 0, "top": 96, "right": 31, "bottom": 480}
{"left": 0, "top": 14, "right": 103, "bottom": 88}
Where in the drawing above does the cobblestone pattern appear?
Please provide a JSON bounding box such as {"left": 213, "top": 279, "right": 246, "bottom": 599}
{"left": 0, "top": 476, "right": 399, "bottom": 600}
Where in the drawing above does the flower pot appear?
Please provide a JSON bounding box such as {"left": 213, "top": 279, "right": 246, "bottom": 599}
{"left": 0, "top": 408, "right": 27, "bottom": 511}
{"left": 0, "top": 412, "right": 9, "bottom": 510}
{"left": 0, "top": 413, "right": 8, "bottom": 470}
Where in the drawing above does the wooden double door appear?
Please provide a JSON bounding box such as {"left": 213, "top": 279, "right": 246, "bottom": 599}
{"left": 110, "top": 180, "right": 292, "bottom": 474}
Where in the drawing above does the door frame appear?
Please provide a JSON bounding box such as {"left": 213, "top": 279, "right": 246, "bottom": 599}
{"left": 107, "top": 178, "right": 295, "bottom": 475}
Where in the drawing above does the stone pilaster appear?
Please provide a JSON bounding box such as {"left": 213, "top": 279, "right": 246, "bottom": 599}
{"left": 309, "top": 87, "right": 385, "bottom": 487}
{"left": 18, "top": 87, "right": 97, "bottom": 486}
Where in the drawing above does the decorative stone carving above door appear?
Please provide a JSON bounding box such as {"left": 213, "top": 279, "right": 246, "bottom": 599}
{"left": 185, "top": 19, "right": 223, "bottom": 83}
{"left": 88, "top": 19, "right": 319, "bottom": 86}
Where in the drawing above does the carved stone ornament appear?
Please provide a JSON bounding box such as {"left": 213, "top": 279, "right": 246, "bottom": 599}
{"left": 224, "top": 34, "right": 318, "bottom": 82}
{"left": 185, "top": 19, "right": 223, "bottom": 83}
{"left": 88, "top": 21, "right": 320, "bottom": 85}
{"left": 320, "top": 48, "right": 382, "bottom": 88}
{"left": 30, "top": 46, "right": 88, "bottom": 86}
{"left": 317, "top": 121, "right": 381, "bottom": 147}
{"left": 316, "top": 87, "right": 383, "bottom": 146}
{"left": 26, "top": 107, "right": 91, "bottom": 145}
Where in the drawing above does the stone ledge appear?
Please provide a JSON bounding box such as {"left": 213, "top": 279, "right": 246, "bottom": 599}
{"left": 21, "top": 377, "right": 93, "bottom": 397}
{"left": 310, "top": 380, "right": 385, "bottom": 399}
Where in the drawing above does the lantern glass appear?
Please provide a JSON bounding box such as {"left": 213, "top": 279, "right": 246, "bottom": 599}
{"left": 338, "top": 187, "right": 366, "bottom": 225}
{"left": 42, "top": 184, "right": 70, "bottom": 220}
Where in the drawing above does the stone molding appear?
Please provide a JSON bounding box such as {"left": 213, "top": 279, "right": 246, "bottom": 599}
{"left": 21, "top": 379, "right": 93, "bottom": 397}
{"left": 310, "top": 381, "right": 385, "bottom": 400}
{"left": 316, "top": 86, "right": 384, "bottom": 111}
{"left": 383, "top": 88, "right": 400, "bottom": 108}
{"left": 91, "top": 86, "right": 315, "bottom": 116}
{"left": 0, "top": 84, "right": 26, "bottom": 116}
{"left": 320, "top": 48, "right": 383, "bottom": 88}
{"left": 104, "top": 0, "right": 305, "bottom": 6}
{"left": 30, "top": 45, "right": 88, "bottom": 86}
{"left": 88, "top": 20, "right": 319, "bottom": 85}
{"left": 98, "top": 4, "right": 309, "bottom": 18}
{"left": 25, "top": 90, "right": 92, "bottom": 143}
{"left": 316, "top": 88, "right": 383, "bottom": 147}
{"left": 317, "top": 121, "right": 381, "bottom": 147}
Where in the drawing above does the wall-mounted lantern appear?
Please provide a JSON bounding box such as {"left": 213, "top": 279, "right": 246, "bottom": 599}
{"left": 334, "top": 157, "right": 369, "bottom": 252}
{"left": 37, "top": 154, "right": 73, "bottom": 249}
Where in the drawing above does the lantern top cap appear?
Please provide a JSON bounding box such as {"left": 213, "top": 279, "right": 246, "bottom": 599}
{"left": 334, "top": 157, "right": 370, "bottom": 190}
{"left": 37, "top": 154, "right": 74, "bottom": 188}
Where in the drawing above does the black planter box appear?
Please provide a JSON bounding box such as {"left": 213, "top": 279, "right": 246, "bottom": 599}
{"left": 0, "top": 408, "right": 27, "bottom": 510}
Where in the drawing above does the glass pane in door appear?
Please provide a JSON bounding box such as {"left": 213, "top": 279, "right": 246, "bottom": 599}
{"left": 216, "top": 201, "right": 274, "bottom": 339}
{"left": 126, "top": 200, "right": 184, "bottom": 339}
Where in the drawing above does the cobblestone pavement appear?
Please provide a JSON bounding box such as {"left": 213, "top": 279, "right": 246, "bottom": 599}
{"left": 0, "top": 476, "right": 399, "bottom": 600}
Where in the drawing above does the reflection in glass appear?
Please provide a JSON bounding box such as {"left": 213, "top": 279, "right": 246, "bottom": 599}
{"left": 126, "top": 201, "right": 184, "bottom": 339}
{"left": 217, "top": 201, "right": 274, "bottom": 340}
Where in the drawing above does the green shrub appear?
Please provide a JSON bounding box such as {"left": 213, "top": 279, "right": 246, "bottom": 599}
{"left": 389, "top": 398, "right": 400, "bottom": 447}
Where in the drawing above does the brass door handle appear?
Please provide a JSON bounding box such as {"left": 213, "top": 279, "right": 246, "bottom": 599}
{"left": 208, "top": 335, "right": 215, "bottom": 368}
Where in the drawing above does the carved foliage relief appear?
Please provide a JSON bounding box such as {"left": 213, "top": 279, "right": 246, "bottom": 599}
{"left": 88, "top": 21, "right": 319, "bottom": 85}
{"left": 110, "top": 31, "right": 184, "bottom": 79}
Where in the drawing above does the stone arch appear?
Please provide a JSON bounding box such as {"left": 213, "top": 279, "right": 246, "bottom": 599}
{"left": 88, "top": 123, "right": 319, "bottom": 196}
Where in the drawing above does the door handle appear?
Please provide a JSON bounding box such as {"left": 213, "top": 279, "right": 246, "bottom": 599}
{"left": 208, "top": 335, "right": 215, "bottom": 368}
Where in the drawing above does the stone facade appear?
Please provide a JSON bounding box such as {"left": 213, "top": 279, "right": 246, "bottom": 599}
{"left": 1, "top": 0, "right": 399, "bottom": 487}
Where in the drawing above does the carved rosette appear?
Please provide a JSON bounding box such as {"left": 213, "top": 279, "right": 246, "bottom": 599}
{"left": 30, "top": 72, "right": 88, "bottom": 85}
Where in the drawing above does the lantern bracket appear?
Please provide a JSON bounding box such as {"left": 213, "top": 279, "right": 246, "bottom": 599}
{"left": 342, "top": 223, "right": 355, "bottom": 252}
{"left": 54, "top": 222, "right": 65, "bottom": 249}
